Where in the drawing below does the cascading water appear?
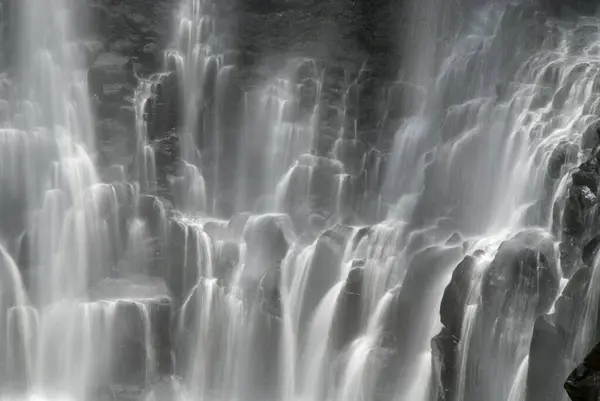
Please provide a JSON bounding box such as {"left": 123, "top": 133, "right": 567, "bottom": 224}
{"left": 3, "top": 0, "right": 600, "bottom": 400}
{"left": 0, "top": 0, "right": 172, "bottom": 399}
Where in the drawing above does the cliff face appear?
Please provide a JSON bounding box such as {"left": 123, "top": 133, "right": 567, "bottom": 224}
{"left": 50, "top": 0, "right": 408, "bottom": 222}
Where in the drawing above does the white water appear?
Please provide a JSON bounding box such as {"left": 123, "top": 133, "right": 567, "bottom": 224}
{"left": 2, "top": 0, "right": 600, "bottom": 400}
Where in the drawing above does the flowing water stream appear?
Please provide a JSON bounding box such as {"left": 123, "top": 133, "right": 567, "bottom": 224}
{"left": 1, "top": 0, "right": 600, "bottom": 400}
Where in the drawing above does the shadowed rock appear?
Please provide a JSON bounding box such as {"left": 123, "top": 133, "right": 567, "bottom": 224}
{"left": 482, "top": 229, "right": 559, "bottom": 317}
{"left": 566, "top": 341, "right": 600, "bottom": 401}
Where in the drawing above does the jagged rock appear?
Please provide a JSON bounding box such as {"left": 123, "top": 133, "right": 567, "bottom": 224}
{"left": 559, "top": 145, "right": 600, "bottom": 276}
{"left": 566, "top": 341, "right": 600, "bottom": 401}
{"left": 481, "top": 229, "right": 559, "bottom": 317}
{"left": 572, "top": 171, "right": 598, "bottom": 195}
{"left": 580, "top": 186, "right": 598, "bottom": 207}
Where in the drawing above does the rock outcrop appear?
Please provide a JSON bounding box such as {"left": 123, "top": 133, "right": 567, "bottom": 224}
{"left": 566, "top": 341, "right": 600, "bottom": 401}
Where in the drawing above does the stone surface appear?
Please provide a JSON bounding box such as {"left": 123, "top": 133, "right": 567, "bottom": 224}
{"left": 482, "top": 229, "right": 559, "bottom": 317}
{"left": 566, "top": 341, "right": 600, "bottom": 401}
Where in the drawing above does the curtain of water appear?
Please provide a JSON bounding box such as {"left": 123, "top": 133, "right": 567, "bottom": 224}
{"left": 4, "top": 0, "right": 600, "bottom": 400}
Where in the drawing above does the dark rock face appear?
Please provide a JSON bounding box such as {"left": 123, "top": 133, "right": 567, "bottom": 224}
{"left": 111, "top": 298, "right": 173, "bottom": 386}
{"left": 298, "top": 225, "right": 351, "bottom": 327}
{"left": 433, "top": 230, "right": 561, "bottom": 401}
{"left": 555, "top": 267, "right": 592, "bottom": 337}
{"left": 548, "top": 141, "right": 578, "bottom": 180}
{"left": 527, "top": 314, "right": 564, "bottom": 401}
{"left": 243, "top": 214, "right": 293, "bottom": 284}
{"left": 566, "top": 341, "right": 600, "bottom": 401}
{"left": 482, "top": 229, "right": 559, "bottom": 318}
{"left": 430, "top": 251, "right": 482, "bottom": 401}
{"left": 527, "top": 266, "right": 593, "bottom": 401}
{"left": 540, "top": 0, "right": 599, "bottom": 16}
{"left": 431, "top": 327, "right": 458, "bottom": 401}
{"left": 560, "top": 147, "right": 600, "bottom": 278}
{"left": 88, "top": 0, "right": 176, "bottom": 72}
{"left": 439, "top": 254, "right": 478, "bottom": 335}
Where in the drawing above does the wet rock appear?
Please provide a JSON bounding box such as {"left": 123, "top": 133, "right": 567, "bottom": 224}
{"left": 580, "top": 186, "right": 597, "bottom": 207}
{"left": 555, "top": 267, "right": 592, "bottom": 336}
{"left": 138, "top": 195, "right": 166, "bottom": 236}
{"left": 243, "top": 214, "right": 293, "bottom": 285}
{"left": 80, "top": 40, "right": 107, "bottom": 68}
{"left": 331, "top": 266, "right": 363, "bottom": 351}
{"left": 560, "top": 236, "right": 583, "bottom": 278}
{"left": 259, "top": 265, "right": 282, "bottom": 318}
{"left": 582, "top": 120, "right": 600, "bottom": 150}
{"left": 547, "top": 141, "right": 578, "bottom": 180}
{"left": 526, "top": 314, "right": 564, "bottom": 401}
{"left": 542, "top": 0, "right": 600, "bottom": 17}
{"left": 383, "top": 80, "right": 424, "bottom": 121}
{"left": 439, "top": 254, "right": 478, "bottom": 335}
{"left": 112, "top": 298, "right": 172, "bottom": 385}
{"left": 565, "top": 341, "right": 600, "bottom": 401}
{"left": 481, "top": 229, "right": 559, "bottom": 317}
{"left": 582, "top": 237, "right": 600, "bottom": 267}
{"left": 431, "top": 327, "right": 458, "bottom": 401}
{"left": 88, "top": 53, "right": 135, "bottom": 101}
{"left": 93, "top": 0, "right": 176, "bottom": 70}
{"left": 299, "top": 227, "right": 350, "bottom": 327}
{"left": 97, "top": 118, "right": 135, "bottom": 168}
{"left": 150, "top": 297, "right": 173, "bottom": 376}
{"left": 146, "top": 72, "right": 180, "bottom": 141}
{"left": 214, "top": 241, "right": 240, "bottom": 282}
{"left": 333, "top": 138, "right": 368, "bottom": 175}
{"left": 154, "top": 132, "right": 181, "bottom": 197}
{"left": 165, "top": 220, "right": 196, "bottom": 304}
{"left": 560, "top": 145, "right": 600, "bottom": 276}
{"left": 572, "top": 170, "right": 598, "bottom": 195}
{"left": 384, "top": 245, "right": 464, "bottom": 366}
{"left": 278, "top": 154, "right": 344, "bottom": 229}
{"left": 352, "top": 226, "right": 371, "bottom": 249}
{"left": 228, "top": 212, "right": 251, "bottom": 237}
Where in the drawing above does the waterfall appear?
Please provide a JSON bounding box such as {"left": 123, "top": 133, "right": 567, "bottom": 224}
{"left": 1, "top": 0, "right": 600, "bottom": 400}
